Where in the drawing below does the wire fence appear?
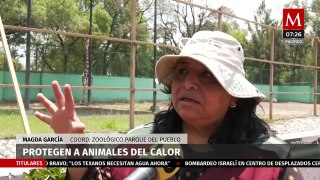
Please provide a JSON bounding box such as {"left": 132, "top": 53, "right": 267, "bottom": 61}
{"left": 0, "top": 0, "right": 319, "bottom": 134}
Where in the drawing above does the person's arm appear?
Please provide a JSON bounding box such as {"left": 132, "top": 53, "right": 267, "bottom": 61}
{"left": 35, "top": 81, "right": 88, "bottom": 179}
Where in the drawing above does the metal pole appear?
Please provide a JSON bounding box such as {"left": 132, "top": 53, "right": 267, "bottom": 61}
{"left": 313, "top": 37, "right": 318, "bottom": 115}
{"left": 152, "top": 0, "right": 158, "bottom": 113}
{"left": 24, "top": 0, "right": 31, "bottom": 109}
{"left": 269, "top": 30, "right": 275, "bottom": 120}
{"left": 129, "top": 0, "right": 137, "bottom": 129}
{"left": 87, "top": 0, "right": 93, "bottom": 105}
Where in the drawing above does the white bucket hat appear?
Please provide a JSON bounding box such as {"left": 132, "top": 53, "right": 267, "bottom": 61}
{"left": 155, "top": 31, "right": 265, "bottom": 102}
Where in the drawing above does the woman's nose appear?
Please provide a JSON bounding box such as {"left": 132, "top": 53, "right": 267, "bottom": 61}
{"left": 183, "top": 73, "right": 199, "bottom": 90}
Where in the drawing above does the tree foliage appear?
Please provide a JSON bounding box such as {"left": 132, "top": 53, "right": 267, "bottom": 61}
{"left": 0, "top": 0, "right": 153, "bottom": 77}
{"left": 244, "top": 0, "right": 317, "bottom": 85}
{"left": 0, "top": 52, "right": 23, "bottom": 71}
{"left": 0, "top": 0, "right": 319, "bottom": 82}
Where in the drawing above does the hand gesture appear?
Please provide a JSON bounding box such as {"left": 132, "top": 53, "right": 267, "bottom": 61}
{"left": 35, "top": 81, "right": 85, "bottom": 134}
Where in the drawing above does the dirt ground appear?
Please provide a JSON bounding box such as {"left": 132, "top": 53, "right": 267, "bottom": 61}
{"left": 1, "top": 101, "right": 320, "bottom": 120}
{"left": 256, "top": 101, "right": 320, "bottom": 120}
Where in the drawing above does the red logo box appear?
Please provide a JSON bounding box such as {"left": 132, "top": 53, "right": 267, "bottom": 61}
{"left": 283, "top": 9, "right": 304, "bottom": 30}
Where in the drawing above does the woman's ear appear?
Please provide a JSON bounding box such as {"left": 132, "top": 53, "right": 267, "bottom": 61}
{"left": 230, "top": 97, "right": 238, "bottom": 108}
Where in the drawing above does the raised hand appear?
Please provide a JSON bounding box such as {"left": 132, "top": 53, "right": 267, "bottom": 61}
{"left": 35, "top": 81, "right": 85, "bottom": 134}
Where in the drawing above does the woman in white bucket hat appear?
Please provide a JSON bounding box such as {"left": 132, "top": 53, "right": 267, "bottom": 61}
{"left": 151, "top": 31, "right": 302, "bottom": 179}
{"left": 34, "top": 31, "right": 302, "bottom": 180}
{"left": 153, "top": 31, "right": 268, "bottom": 143}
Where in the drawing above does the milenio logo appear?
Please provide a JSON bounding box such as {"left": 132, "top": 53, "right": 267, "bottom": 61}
{"left": 282, "top": 9, "right": 304, "bottom": 45}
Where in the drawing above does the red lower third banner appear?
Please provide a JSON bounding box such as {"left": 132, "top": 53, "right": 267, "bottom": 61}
{"left": 0, "top": 159, "right": 46, "bottom": 168}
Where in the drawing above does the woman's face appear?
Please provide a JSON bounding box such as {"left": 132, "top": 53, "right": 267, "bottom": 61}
{"left": 171, "top": 58, "right": 235, "bottom": 131}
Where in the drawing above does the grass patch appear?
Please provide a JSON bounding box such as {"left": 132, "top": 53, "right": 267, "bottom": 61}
{"left": 0, "top": 111, "right": 154, "bottom": 139}
{"left": 82, "top": 115, "right": 153, "bottom": 133}
{"left": 0, "top": 111, "right": 284, "bottom": 139}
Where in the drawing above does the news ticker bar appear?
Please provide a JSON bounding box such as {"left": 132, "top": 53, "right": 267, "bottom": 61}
{"left": 1, "top": 159, "right": 320, "bottom": 168}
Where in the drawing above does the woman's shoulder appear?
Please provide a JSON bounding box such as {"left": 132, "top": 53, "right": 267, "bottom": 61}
{"left": 252, "top": 135, "right": 287, "bottom": 144}
{"left": 251, "top": 135, "right": 291, "bottom": 159}
{"left": 127, "top": 122, "right": 154, "bottom": 134}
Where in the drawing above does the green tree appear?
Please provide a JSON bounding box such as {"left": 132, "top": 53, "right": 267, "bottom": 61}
{"left": 156, "top": 0, "right": 217, "bottom": 60}
{"left": 91, "top": 0, "right": 153, "bottom": 76}
{"left": 0, "top": 52, "right": 23, "bottom": 71}
{"left": 247, "top": 0, "right": 276, "bottom": 84}
{"left": 310, "top": 0, "right": 320, "bottom": 36}
{"left": 31, "top": 0, "right": 85, "bottom": 73}
{"left": 0, "top": 0, "right": 28, "bottom": 61}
